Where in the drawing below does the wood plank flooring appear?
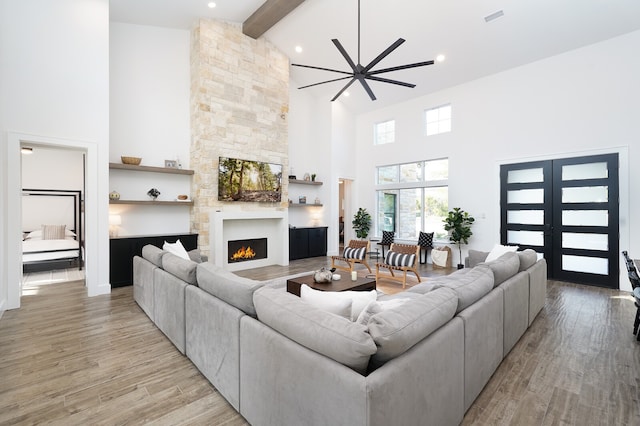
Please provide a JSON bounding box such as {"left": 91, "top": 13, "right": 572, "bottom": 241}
{"left": 1, "top": 258, "right": 640, "bottom": 425}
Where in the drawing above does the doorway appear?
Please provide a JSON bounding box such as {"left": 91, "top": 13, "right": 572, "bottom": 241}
{"left": 500, "top": 153, "right": 619, "bottom": 288}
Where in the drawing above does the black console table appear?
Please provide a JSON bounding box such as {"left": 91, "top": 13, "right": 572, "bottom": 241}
{"left": 109, "top": 233, "right": 198, "bottom": 287}
{"left": 289, "top": 226, "right": 328, "bottom": 260}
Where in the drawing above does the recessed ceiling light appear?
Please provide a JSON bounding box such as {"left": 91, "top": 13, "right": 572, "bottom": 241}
{"left": 208, "top": 2, "right": 216, "bottom": 9}
{"left": 295, "top": 46, "right": 302, "bottom": 53}
{"left": 436, "top": 54, "right": 445, "bottom": 62}
{"left": 484, "top": 10, "right": 504, "bottom": 22}
{"left": 343, "top": 91, "right": 350, "bottom": 97}
{"left": 21, "top": 147, "right": 33, "bottom": 155}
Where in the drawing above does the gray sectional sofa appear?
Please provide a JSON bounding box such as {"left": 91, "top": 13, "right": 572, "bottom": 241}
{"left": 133, "top": 244, "right": 547, "bottom": 426}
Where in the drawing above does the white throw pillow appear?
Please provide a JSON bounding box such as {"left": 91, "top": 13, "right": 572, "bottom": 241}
{"left": 485, "top": 244, "right": 519, "bottom": 262}
{"left": 300, "top": 284, "right": 353, "bottom": 319}
{"left": 355, "top": 297, "right": 412, "bottom": 325}
{"left": 163, "top": 239, "right": 190, "bottom": 260}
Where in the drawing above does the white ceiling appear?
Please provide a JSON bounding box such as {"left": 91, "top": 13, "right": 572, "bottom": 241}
{"left": 110, "top": 0, "right": 640, "bottom": 114}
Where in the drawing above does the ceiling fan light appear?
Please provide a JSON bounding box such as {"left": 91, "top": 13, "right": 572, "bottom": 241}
{"left": 295, "top": 46, "right": 302, "bottom": 53}
{"left": 436, "top": 54, "right": 445, "bottom": 62}
{"left": 207, "top": 2, "right": 216, "bottom": 9}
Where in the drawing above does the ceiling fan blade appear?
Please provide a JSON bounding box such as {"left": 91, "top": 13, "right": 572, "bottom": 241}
{"left": 331, "top": 78, "right": 357, "bottom": 102}
{"left": 366, "top": 75, "right": 416, "bottom": 88}
{"left": 291, "top": 63, "right": 353, "bottom": 76}
{"left": 358, "top": 78, "right": 377, "bottom": 100}
{"left": 332, "top": 39, "right": 358, "bottom": 72}
{"left": 298, "top": 76, "right": 352, "bottom": 89}
{"left": 363, "top": 38, "right": 405, "bottom": 73}
{"left": 368, "top": 60, "right": 435, "bottom": 76}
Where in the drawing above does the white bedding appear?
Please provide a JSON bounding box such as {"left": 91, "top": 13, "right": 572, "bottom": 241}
{"left": 22, "top": 239, "right": 80, "bottom": 263}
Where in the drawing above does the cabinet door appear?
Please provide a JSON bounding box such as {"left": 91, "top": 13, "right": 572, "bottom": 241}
{"left": 307, "top": 227, "right": 327, "bottom": 257}
{"left": 289, "top": 229, "right": 309, "bottom": 260}
{"left": 110, "top": 238, "right": 135, "bottom": 287}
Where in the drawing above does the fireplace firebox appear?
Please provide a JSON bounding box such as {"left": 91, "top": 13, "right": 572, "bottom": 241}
{"left": 228, "top": 238, "right": 267, "bottom": 263}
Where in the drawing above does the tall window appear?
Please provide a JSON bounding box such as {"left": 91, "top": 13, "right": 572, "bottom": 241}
{"left": 374, "top": 119, "right": 395, "bottom": 145}
{"left": 375, "top": 159, "right": 449, "bottom": 240}
{"left": 425, "top": 104, "right": 451, "bottom": 136}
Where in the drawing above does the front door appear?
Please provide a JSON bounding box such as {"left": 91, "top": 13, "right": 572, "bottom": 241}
{"left": 500, "top": 153, "right": 619, "bottom": 288}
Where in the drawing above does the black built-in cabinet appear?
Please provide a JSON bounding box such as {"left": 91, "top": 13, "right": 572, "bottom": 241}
{"left": 109, "top": 233, "right": 198, "bottom": 287}
{"left": 289, "top": 226, "right": 328, "bottom": 260}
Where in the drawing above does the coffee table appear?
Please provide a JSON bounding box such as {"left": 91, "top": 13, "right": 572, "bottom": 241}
{"left": 286, "top": 273, "right": 376, "bottom": 297}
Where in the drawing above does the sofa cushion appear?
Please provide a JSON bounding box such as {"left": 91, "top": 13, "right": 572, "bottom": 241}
{"left": 142, "top": 244, "right": 165, "bottom": 267}
{"left": 384, "top": 251, "right": 416, "bottom": 267}
{"left": 518, "top": 249, "right": 538, "bottom": 272}
{"left": 406, "top": 281, "right": 437, "bottom": 294}
{"left": 196, "top": 262, "right": 264, "bottom": 317}
{"left": 356, "top": 293, "right": 419, "bottom": 325}
{"left": 431, "top": 265, "right": 494, "bottom": 313}
{"left": 483, "top": 251, "right": 520, "bottom": 286}
{"left": 253, "top": 287, "right": 377, "bottom": 374}
{"left": 343, "top": 246, "right": 366, "bottom": 260}
{"left": 466, "top": 249, "right": 489, "bottom": 268}
{"left": 162, "top": 252, "right": 197, "bottom": 285}
{"left": 368, "top": 287, "right": 458, "bottom": 367}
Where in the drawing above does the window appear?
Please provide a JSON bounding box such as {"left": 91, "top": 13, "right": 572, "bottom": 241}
{"left": 375, "top": 159, "right": 449, "bottom": 241}
{"left": 425, "top": 104, "right": 451, "bottom": 136}
{"left": 374, "top": 119, "right": 395, "bottom": 145}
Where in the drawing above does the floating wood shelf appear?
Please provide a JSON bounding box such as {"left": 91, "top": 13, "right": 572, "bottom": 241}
{"left": 109, "top": 200, "right": 194, "bottom": 206}
{"left": 288, "top": 179, "right": 322, "bottom": 186}
{"left": 109, "top": 162, "right": 194, "bottom": 175}
{"left": 289, "top": 203, "right": 323, "bottom": 208}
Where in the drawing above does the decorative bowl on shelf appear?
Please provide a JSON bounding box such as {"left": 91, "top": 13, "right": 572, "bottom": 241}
{"left": 121, "top": 156, "right": 142, "bottom": 165}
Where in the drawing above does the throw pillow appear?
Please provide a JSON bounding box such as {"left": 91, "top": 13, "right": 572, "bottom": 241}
{"left": 163, "top": 239, "right": 190, "bottom": 260}
{"left": 300, "top": 284, "right": 377, "bottom": 321}
{"left": 381, "top": 230, "right": 394, "bottom": 245}
{"left": 485, "top": 244, "right": 519, "bottom": 262}
{"left": 343, "top": 246, "right": 366, "bottom": 260}
{"left": 41, "top": 224, "right": 66, "bottom": 240}
{"left": 384, "top": 251, "right": 416, "bottom": 267}
{"left": 300, "top": 284, "right": 353, "bottom": 319}
{"left": 355, "top": 297, "right": 413, "bottom": 325}
{"left": 418, "top": 231, "right": 434, "bottom": 248}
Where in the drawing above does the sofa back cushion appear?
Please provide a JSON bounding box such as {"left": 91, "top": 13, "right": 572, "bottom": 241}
{"left": 367, "top": 287, "right": 458, "bottom": 368}
{"left": 196, "top": 262, "right": 264, "bottom": 317}
{"left": 518, "top": 249, "right": 538, "bottom": 271}
{"left": 142, "top": 244, "right": 165, "bottom": 267}
{"left": 162, "top": 252, "right": 198, "bottom": 285}
{"left": 253, "top": 287, "right": 377, "bottom": 374}
{"left": 483, "top": 251, "right": 520, "bottom": 286}
{"left": 431, "top": 265, "right": 494, "bottom": 313}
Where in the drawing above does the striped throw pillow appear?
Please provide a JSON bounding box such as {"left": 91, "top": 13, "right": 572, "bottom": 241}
{"left": 343, "top": 246, "right": 366, "bottom": 260}
{"left": 384, "top": 251, "right": 416, "bottom": 267}
{"left": 42, "top": 224, "right": 66, "bottom": 240}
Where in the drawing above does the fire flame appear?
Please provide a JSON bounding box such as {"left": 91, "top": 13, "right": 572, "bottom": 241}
{"left": 231, "top": 246, "right": 256, "bottom": 261}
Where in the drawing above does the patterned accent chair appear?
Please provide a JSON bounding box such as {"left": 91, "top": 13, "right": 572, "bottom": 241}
{"left": 331, "top": 240, "right": 372, "bottom": 273}
{"left": 375, "top": 243, "right": 421, "bottom": 288}
{"left": 377, "top": 230, "right": 395, "bottom": 258}
{"left": 418, "top": 231, "right": 434, "bottom": 264}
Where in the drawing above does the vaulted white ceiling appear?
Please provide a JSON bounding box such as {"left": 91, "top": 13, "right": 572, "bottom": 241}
{"left": 110, "top": 0, "right": 640, "bottom": 114}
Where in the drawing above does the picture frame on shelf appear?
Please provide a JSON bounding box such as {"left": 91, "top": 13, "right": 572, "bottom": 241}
{"left": 165, "top": 160, "right": 178, "bottom": 168}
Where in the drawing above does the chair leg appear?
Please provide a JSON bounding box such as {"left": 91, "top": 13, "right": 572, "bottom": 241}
{"left": 635, "top": 304, "right": 640, "bottom": 337}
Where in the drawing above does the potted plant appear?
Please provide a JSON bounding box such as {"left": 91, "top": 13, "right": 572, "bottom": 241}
{"left": 352, "top": 207, "right": 372, "bottom": 240}
{"left": 443, "top": 207, "right": 475, "bottom": 269}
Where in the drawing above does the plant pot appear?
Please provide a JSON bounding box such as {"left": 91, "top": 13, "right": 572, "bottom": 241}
{"left": 457, "top": 264, "right": 464, "bottom": 269}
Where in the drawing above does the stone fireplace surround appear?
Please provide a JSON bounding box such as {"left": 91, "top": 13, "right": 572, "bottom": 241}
{"left": 210, "top": 209, "right": 289, "bottom": 272}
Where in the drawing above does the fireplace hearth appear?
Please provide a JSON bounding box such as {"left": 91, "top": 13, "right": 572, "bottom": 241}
{"left": 228, "top": 238, "right": 267, "bottom": 263}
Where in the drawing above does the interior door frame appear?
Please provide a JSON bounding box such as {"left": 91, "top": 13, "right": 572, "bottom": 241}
{"left": 496, "top": 147, "right": 630, "bottom": 290}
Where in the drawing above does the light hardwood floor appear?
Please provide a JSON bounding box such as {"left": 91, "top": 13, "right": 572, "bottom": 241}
{"left": 1, "top": 258, "right": 639, "bottom": 425}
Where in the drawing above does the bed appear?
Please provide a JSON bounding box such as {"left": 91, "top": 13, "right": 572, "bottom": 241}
{"left": 22, "top": 189, "right": 84, "bottom": 273}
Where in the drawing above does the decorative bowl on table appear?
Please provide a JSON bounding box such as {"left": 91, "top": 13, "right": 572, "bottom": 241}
{"left": 121, "top": 156, "right": 142, "bottom": 165}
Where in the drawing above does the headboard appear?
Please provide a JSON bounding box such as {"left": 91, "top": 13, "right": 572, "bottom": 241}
{"left": 22, "top": 189, "right": 82, "bottom": 235}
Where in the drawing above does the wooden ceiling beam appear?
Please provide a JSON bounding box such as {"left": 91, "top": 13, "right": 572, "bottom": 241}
{"left": 243, "top": 0, "right": 306, "bottom": 39}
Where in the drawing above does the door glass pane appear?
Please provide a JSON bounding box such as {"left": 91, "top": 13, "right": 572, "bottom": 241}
{"left": 562, "top": 233, "right": 608, "bottom": 251}
{"left": 507, "top": 189, "right": 544, "bottom": 204}
{"left": 423, "top": 187, "right": 448, "bottom": 240}
{"left": 507, "top": 168, "right": 543, "bottom": 184}
{"left": 507, "top": 210, "right": 544, "bottom": 225}
{"left": 562, "top": 186, "right": 608, "bottom": 203}
{"left": 398, "top": 188, "right": 420, "bottom": 239}
{"left": 377, "top": 191, "right": 397, "bottom": 235}
{"left": 563, "top": 255, "right": 608, "bottom": 275}
{"left": 562, "top": 210, "right": 608, "bottom": 226}
{"left": 507, "top": 230, "right": 544, "bottom": 246}
{"left": 562, "top": 162, "right": 608, "bottom": 181}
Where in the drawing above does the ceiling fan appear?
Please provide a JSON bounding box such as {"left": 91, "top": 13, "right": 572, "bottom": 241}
{"left": 291, "top": 0, "right": 435, "bottom": 101}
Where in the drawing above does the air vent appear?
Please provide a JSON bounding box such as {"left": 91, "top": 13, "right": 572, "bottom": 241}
{"left": 484, "top": 10, "right": 505, "bottom": 23}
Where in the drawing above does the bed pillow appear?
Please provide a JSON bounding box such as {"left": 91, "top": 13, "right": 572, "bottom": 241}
{"left": 41, "top": 224, "right": 66, "bottom": 240}
{"left": 25, "top": 229, "right": 76, "bottom": 240}
{"left": 163, "top": 239, "right": 190, "bottom": 260}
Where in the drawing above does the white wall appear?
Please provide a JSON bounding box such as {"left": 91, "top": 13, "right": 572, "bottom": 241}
{"left": 1, "top": 0, "right": 110, "bottom": 310}
{"left": 109, "top": 23, "right": 192, "bottom": 236}
{"left": 354, "top": 30, "right": 640, "bottom": 289}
